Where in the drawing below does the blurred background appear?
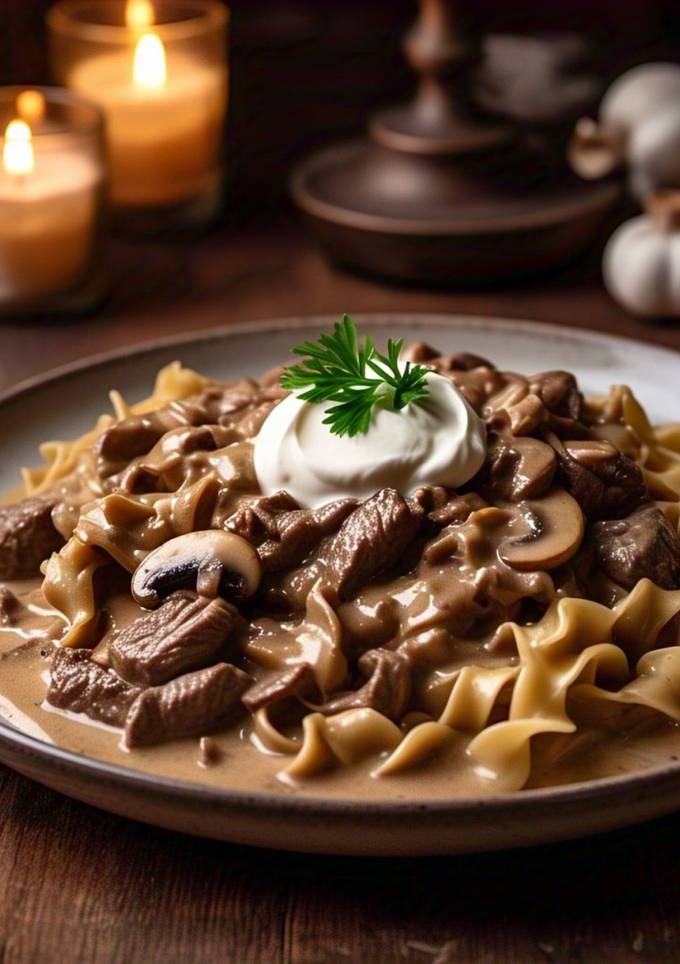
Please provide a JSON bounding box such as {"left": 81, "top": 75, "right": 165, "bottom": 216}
{"left": 0, "top": 0, "right": 679, "bottom": 386}
{"left": 2, "top": 1, "right": 677, "bottom": 210}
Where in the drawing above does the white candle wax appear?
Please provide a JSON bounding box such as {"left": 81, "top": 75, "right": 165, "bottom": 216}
{"left": 0, "top": 151, "right": 100, "bottom": 302}
{"left": 69, "top": 52, "right": 226, "bottom": 207}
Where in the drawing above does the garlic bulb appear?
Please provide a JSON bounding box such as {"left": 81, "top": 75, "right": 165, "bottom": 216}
{"left": 603, "top": 192, "right": 680, "bottom": 317}
{"left": 601, "top": 62, "right": 680, "bottom": 131}
{"left": 571, "top": 62, "right": 680, "bottom": 196}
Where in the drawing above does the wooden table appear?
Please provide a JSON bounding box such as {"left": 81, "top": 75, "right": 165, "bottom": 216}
{"left": 1, "top": 218, "right": 679, "bottom": 964}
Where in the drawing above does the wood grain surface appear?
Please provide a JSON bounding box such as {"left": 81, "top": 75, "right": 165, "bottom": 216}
{"left": 1, "top": 220, "right": 680, "bottom": 964}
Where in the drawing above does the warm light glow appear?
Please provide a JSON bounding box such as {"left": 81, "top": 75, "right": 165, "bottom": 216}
{"left": 126, "top": 0, "right": 154, "bottom": 29}
{"left": 3, "top": 120, "right": 34, "bottom": 177}
{"left": 133, "top": 33, "right": 166, "bottom": 89}
{"left": 16, "top": 90, "right": 46, "bottom": 126}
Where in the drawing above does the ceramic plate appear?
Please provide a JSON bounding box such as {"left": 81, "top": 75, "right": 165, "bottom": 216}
{"left": 1, "top": 314, "right": 679, "bottom": 856}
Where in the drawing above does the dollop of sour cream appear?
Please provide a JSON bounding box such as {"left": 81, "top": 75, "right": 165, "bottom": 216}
{"left": 253, "top": 372, "right": 487, "bottom": 509}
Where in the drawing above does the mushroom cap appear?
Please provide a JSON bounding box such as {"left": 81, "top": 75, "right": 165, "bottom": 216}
{"left": 131, "top": 530, "right": 261, "bottom": 609}
{"left": 562, "top": 439, "right": 618, "bottom": 465}
{"left": 498, "top": 488, "right": 584, "bottom": 572}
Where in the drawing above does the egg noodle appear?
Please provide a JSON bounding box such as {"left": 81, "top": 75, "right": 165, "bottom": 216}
{"left": 11, "top": 358, "right": 680, "bottom": 791}
{"left": 22, "top": 362, "right": 207, "bottom": 496}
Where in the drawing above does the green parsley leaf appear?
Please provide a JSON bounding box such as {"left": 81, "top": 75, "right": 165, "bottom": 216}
{"left": 280, "top": 315, "right": 430, "bottom": 437}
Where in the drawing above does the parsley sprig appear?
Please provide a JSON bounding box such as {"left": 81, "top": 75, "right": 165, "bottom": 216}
{"left": 280, "top": 315, "right": 430, "bottom": 437}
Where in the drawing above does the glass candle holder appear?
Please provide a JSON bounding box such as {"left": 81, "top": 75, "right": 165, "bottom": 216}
{"left": 48, "top": 0, "right": 229, "bottom": 233}
{"left": 0, "top": 86, "right": 106, "bottom": 315}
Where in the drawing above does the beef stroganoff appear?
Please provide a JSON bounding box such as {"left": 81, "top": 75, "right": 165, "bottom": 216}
{"left": 1, "top": 317, "right": 680, "bottom": 799}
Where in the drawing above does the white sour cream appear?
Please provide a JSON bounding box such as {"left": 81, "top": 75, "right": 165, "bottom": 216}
{"left": 253, "top": 372, "right": 487, "bottom": 509}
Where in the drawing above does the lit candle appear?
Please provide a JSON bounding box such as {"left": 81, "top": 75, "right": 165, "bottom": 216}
{"left": 126, "top": 0, "right": 154, "bottom": 29}
{"left": 0, "top": 89, "right": 103, "bottom": 306}
{"left": 56, "top": 0, "right": 228, "bottom": 210}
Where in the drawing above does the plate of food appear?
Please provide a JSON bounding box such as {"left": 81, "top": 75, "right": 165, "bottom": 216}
{"left": 0, "top": 312, "right": 679, "bottom": 856}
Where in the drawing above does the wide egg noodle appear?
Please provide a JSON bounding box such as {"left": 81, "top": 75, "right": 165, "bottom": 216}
{"left": 245, "top": 581, "right": 347, "bottom": 693}
{"left": 36, "top": 366, "right": 250, "bottom": 648}
{"left": 589, "top": 385, "right": 680, "bottom": 504}
{"left": 283, "top": 709, "right": 403, "bottom": 780}
{"left": 16, "top": 366, "right": 680, "bottom": 791}
{"left": 275, "top": 581, "right": 680, "bottom": 788}
{"left": 22, "top": 363, "right": 207, "bottom": 496}
{"left": 440, "top": 580, "right": 679, "bottom": 789}
{"left": 42, "top": 537, "right": 109, "bottom": 648}
{"left": 72, "top": 476, "right": 223, "bottom": 576}
{"left": 438, "top": 665, "right": 520, "bottom": 731}
{"left": 374, "top": 721, "right": 455, "bottom": 776}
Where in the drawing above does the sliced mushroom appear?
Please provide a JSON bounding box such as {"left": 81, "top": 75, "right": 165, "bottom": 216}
{"left": 562, "top": 439, "right": 618, "bottom": 464}
{"left": 499, "top": 488, "right": 584, "bottom": 572}
{"left": 131, "top": 530, "right": 261, "bottom": 608}
{"left": 484, "top": 436, "right": 556, "bottom": 502}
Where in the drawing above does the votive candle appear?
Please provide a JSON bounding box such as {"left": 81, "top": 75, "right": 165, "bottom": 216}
{"left": 48, "top": 0, "right": 229, "bottom": 227}
{"left": 0, "top": 87, "right": 105, "bottom": 309}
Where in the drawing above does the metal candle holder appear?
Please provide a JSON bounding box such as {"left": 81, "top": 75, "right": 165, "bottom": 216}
{"left": 291, "top": 0, "right": 619, "bottom": 285}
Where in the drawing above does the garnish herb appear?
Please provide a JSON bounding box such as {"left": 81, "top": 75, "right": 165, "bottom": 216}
{"left": 280, "top": 314, "right": 430, "bottom": 437}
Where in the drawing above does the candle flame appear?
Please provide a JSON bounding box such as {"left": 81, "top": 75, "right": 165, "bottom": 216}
{"left": 17, "top": 90, "right": 46, "bottom": 126}
{"left": 126, "top": 0, "right": 154, "bottom": 29}
{"left": 3, "top": 119, "right": 34, "bottom": 177}
{"left": 133, "top": 33, "right": 166, "bottom": 89}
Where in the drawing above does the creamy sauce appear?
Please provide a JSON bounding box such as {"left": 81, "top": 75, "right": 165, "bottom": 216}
{"left": 1, "top": 577, "right": 679, "bottom": 801}
{"left": 2, "top": 364, "right": 680, "bottom": 800}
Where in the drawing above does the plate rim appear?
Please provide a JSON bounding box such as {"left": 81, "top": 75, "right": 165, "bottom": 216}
{"left": 2, "top": 713, "right": 680, "bottom": 819}
{"left": 2, "top": 311, "right": 680, "bottom": 821}
{"left": 1, "top": 311, "right": 678, "bottom": 410}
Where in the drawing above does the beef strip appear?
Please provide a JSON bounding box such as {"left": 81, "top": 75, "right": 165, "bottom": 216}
{"left": 411, "top": 486, "right": 453, "bottom": 513}
{"left": 124, "top": 662, "right": 251, "bottom": 747}
{"left": 242, "top": 662, "right": 320, "bottom": 713}
{"left": 437, "top": 351, "right": 495, "bottom": 372}
{"left": 592, "top": 505, "right": 680, "bottom": 591}
{"left": 322, "top": 488, "right": 426, "bottom": 601}
{"left": 227, "top": 492, "right": 357, "bottom": 572}
{"left": 401, "top": 341, "right": 441, "bottom": 363}
{"left": 427, "top": 493, "right": 487, "bottom": 527}
{"left": 171, "top": 425, "right": 232, "bottom": 455}
{"left": 228, "top": 491, "right": 298, "bottom": 540}
{"left": 485, "top": 372, "right": 587, "bottom": 439}
{"left": 47, "top": 648, "right": 142, "bottom": 727}
{"left": 411, "top": 486, "right": 487, "bottom": 527}
{"left": 95, "top": 401, "right": 211, "bottom": 477}
{"left": 199, "top": 382, "right": 285, "bottom": 436}
{"left": 403, "top": 342, "right": 494, "bottom": 372}
{"left": 529, "top": 371, "right": 585, "bottom": 422}
{"left": 556, "top": 445, "right": 647, "bottom": 520}
{"left": 108, "top": 591, "right": 239, "bottom": 687}
{"left": 314, "top": 649, "right": 412, "bottom": 721}
{"left": 199, "top": 382, "right": 261, "bottom": 420}
{"left": 0, "top": 496, "right": 64, "bottom": 579}
{"left": 119, "top": 464, "right": 168, "bottom": 495}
